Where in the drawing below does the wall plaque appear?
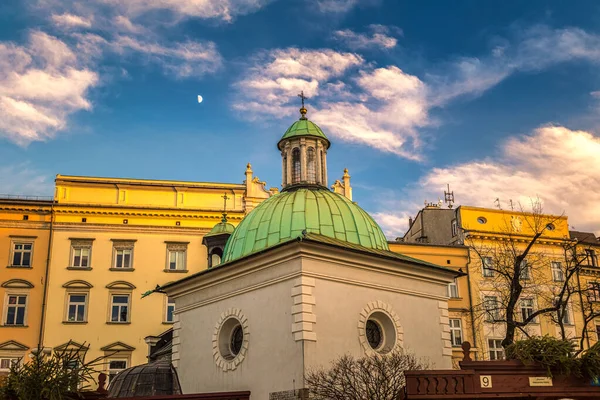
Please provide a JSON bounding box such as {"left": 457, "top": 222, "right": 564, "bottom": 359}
{"left": 529, "top": 376, "right": 553, "bottom": 386}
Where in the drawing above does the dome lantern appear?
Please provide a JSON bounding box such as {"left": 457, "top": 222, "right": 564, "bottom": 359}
{"left": 202, "top": 193, "right": 235, "bottom": 268}
{"left": 278, "top": 92, "right": 330, "bottom": 190}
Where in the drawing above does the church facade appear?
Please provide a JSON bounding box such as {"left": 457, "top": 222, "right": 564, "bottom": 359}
{"left": 161, "top": 104, "right": 460, "bottom": 399}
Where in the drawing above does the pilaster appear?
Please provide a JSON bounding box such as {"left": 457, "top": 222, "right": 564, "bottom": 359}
{"left": 439, "top": 300, "right": 453, "bottom": 359}
{"left": 291, "top": 276, "right": 316, "bottom": 342}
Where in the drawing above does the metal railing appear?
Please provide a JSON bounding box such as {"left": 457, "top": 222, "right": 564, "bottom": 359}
{"left": 0, "top": 194, "right": 53, "bottom": 201}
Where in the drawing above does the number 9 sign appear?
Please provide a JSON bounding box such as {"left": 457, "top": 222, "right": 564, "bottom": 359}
{"left": 480, "top": 375, "right": 492, "bottom": 388}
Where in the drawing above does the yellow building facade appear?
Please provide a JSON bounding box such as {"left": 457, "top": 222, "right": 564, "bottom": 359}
{"left": 403, "top": 204, "right": 594, "bottom": 361}
{"left": 1, "top": 166, "right": 273, "bottom": 380}
{"left": 0, "top": 197, "right": 52, "bottom": 375}
{"left": 388, "top": 241, "right": 472, "bottom": 365}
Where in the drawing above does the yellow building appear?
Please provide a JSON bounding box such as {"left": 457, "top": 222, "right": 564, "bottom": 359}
{"left": 0, "top": 197, "right": 52, "bottom": 375}
{"left": 389, "top": 241, "right": 473, "bottom": 364}
{"left": 1, "top": 165, "right": 274, "bottom": 381}
{"left": 570, "top": 230, "right": 600, "bottom": 348}
{"left": 403, "top": 203, "right": 587, "bottom": 361}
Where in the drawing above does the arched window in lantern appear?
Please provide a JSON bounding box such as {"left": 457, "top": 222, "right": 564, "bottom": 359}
{"left": 307, "top": 147, "right": 316, "bottom": 182}
{"left": 320, "top": 150, "right": 325, "bottom": 183}
{"left": 292, "top": 148, "right": 301, "bottom": 184}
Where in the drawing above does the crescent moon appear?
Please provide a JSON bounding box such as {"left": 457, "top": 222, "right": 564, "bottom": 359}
{"left": 197, "top": 95, "right": 203, "bottom": 103}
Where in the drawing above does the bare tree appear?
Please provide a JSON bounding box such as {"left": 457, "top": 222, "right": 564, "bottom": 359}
{"left": 468, "top": 199, "right": 600, "bottom": 352}
{"left": 305, "top": 350, "right": 428, "bottom": 400}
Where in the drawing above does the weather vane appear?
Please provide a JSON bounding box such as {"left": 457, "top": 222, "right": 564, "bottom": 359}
{"left": 298, "top": 91, "right": 308, "bottom": 119}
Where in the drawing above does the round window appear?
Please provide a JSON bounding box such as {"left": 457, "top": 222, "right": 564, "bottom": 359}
{"left": 218, "top": 317, "right": 244, "bottom": 361}
{"left": 546, "top": 223, "right": 555, "bottom": 231}
{"left": 477, "top": 217, "right": 487, "bottom": 224}
{"left": 365, "top": 311, "right": 397, "bottom": 353}
{"left": 230, "top": 325, "right": 243, "bottom": 356}
{"left": 366, "top": 320, "right": 383, "bottom": 350}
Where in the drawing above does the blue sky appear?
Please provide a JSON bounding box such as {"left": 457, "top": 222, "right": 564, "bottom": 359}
{"left": 1, "top": 0, "right": 600, "bottom": 236}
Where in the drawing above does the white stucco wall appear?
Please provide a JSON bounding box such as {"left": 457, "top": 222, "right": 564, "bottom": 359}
{"left": 168, "top": 242, "right": 456, "bottom": 399}
{"left": 176, "top": 278, "right": 305, "bottom": 398}
{"left": 305, "top": 278, "right": 450, "bottom": 370}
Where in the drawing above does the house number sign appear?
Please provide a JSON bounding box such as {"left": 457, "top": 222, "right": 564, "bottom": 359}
{"left": 480, "top": 375, "right": 492, "bottom": 388}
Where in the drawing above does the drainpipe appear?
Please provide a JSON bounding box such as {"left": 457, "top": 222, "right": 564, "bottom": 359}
{"left": 466, "top": 247, "right": 478, "bottom": 360}
{"left": 37, "top": 200, "right": 54, "bottom": 352}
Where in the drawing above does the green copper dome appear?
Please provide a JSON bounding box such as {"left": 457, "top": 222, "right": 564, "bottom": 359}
{"left": 278, "top": 119, "right": 330, "bottom": 149}
{"left": 205, "top": 217, "right": 235, "bottom": 238}
{"left": 222, "top": 188, "right": 389, "bottom": 263}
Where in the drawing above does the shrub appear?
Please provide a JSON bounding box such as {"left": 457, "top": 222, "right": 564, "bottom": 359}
{"left": 505, "top": 335, "right": 600, "bottom": 380}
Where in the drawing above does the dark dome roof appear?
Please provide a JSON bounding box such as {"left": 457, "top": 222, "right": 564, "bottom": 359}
{"left": 107, "top": 360, "right": 181, "bottom": 398}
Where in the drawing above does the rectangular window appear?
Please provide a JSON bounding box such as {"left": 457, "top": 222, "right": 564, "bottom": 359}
{"left": 448, "top": 280, "right": 459, "bottom": 298}
{"left": 168, "top": 250, "right": 186, "bottom": 270}
{"left": 586, "top": 249, "right": 598, "bottom": 267}
{"left": 114, "top": 249, "right": 132, "bottom": 269}
{"left": 519, "top": 259, "right": 530, "bottom": 280}
{"left": 165, "top": 297, "right": 175, "bottom": 323}
{"left": 72, "top": 248, "right": 90, "bottom": 268}
{"left": 520, "top": 298, "right": 535, "bottom": 322}
{"left": 11, "top": 242, "right": 32, "bottom": 267}
{"left": 0, "top": 358, "right": 19, "bottom": 372}
{"left": 67, "top": 294, "right": 87, "bottom": 322}
{"left": 589, "top": 283, "right": 600, "bottom": 302}
{"left": 4, "top": 295, "right": 27, "bottom": 326}
{"left": 451, "top": 220, "right": 458, "bottom": 237}
{"left": 555, "top": 297, "right": 572, "bottom": 325}
{"left": 596, "top": 324, "right": 600, "bottom": 341}
{"left": 551, "top": 261, "right": 564, "bottom": 282}
{"left": 110, "top": 295, "right": 130, "bottom": 323}
{"left": 484, "top": 295, "right": 500, "bottom": 322}
{"left": 108, "top": 360, "right": 128, "bottom": 383}
{"left": 482, "top": 257, "right": 494, "bottom": 277}
{"left": 449, "top": 319, "right": 463, "bottom": 347}
{"left": 488, "top": 339, "right": 504, "bottom": 360}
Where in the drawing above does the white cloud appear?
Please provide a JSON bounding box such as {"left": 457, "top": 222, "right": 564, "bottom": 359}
{"left": 113, "top": 36, "right": 222, "bottom": 78}
{"left": 430, "top": 26, "right": 600, "bottom": 105}
{"left": 113, "top": 15, "right": 146, "bottom": 34}
{"left": 333, "top": 27, "right": 398, "bottom": 50}
{"left": 234, "top": 25, "right": 600, "bottom": 159}
{"left": 233, "top": 48, "right": 363, "bottom": 118}
{"left": 234, "top": 49, "right": 428, "bottom": 157}
{"left": 316, "top": 0, "right": 360, "bottom": 13}
{"left": 315, "top": 66, "right": 428, "bottom": 159}
{"left": 371, "top": 126, "right": 600, "bottom": 237}
{"left": 51, "top": 13, "right": 93, "bottom": 28}
{"left": 102, "top": 0, "right": 274, "bottom": 22}
{"left": 0, "top": 31, "right": 99, "bottom": 144}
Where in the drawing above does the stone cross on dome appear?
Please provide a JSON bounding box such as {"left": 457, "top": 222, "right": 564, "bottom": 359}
{"left": 221, "top": 193, "right": 229, "bottom": 223}
{"left": 298, "top": 91, "right": 308, "bottom": 120}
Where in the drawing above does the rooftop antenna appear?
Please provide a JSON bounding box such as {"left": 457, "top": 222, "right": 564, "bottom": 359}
{"left": 444, "top": 184, "right": 455, "bottom": 208}
{"left": 298, "top": 91, "right": 308, "bottom": 120}
{"left": 509, "top": 199, "right": 514, "bottom": 211}
{"left": 494, "top": 198, "right": 502, "bottom": 210}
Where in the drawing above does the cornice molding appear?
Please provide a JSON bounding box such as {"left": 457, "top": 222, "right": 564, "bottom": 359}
{"left": 52, "top": 223, "right": 211, "bottom": 235}
{"left": 1, "top": 279, "right": 34, "bottom": 288}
